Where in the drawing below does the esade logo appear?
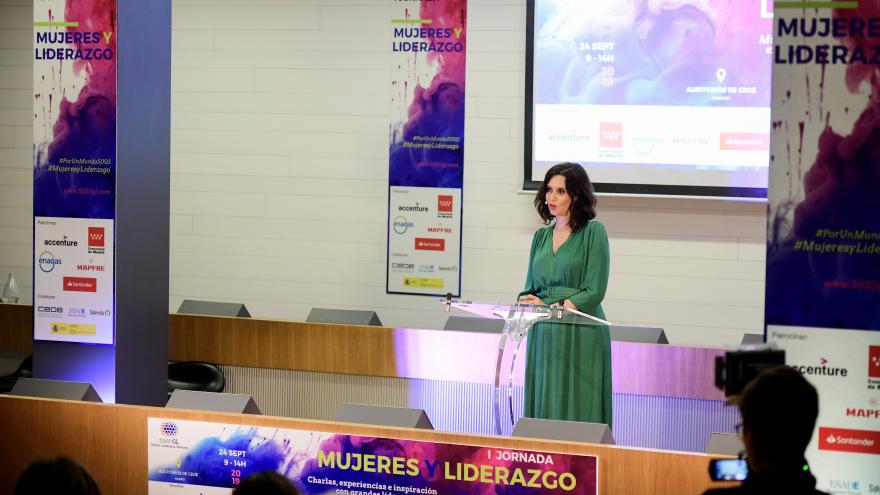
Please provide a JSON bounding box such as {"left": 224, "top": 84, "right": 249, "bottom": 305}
{"left": 828, "top": 479, "right": 860, "bottom": 491}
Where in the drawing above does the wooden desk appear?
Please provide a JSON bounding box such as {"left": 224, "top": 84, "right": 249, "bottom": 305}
{"left": 0, "top": 303, "right": 725, "bottom": 400}
{"left": 0, "top": 395, "right": 731, "bottom": 495}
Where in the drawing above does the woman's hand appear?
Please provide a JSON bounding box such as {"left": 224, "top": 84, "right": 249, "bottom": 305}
{"left": 562, "top": 299, "right": 577, "bottom": 310}
{"left": 518, "top": 294, "right": 545, "bottom": 305}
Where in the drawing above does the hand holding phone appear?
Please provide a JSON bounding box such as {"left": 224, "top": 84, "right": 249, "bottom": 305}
{"left": 709, "top": 459, "right": 749, "bottom": 481}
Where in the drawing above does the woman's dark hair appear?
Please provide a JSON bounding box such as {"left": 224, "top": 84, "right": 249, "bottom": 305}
{"left": 233, "top": 471, "right": 300, "bottom": 495}
{"left": 14, "top": 456, "right": 101, "bottom": 495}
{"left": 534, "top": 162, "right": 597, "bottom": 231}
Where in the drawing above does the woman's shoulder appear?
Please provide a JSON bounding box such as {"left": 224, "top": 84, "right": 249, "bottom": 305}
{"left": 532, "top": 224, "right": 554, "bottom": 237}
{"left": 578, "top": 219, "right": 607, "bottom": 236}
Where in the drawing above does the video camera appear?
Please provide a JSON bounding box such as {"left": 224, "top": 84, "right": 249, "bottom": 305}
{"left": 714, "top": 343, "right": 786, "bottom": 397}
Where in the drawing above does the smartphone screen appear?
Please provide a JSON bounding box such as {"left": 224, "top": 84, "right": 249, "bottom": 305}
{"left": 709, "top": 459, "right": 749, "bottom": 481}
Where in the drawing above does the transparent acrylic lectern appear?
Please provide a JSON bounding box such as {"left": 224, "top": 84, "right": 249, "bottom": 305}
{"left": 442, "top": 296, "right": 610, "bottom": 435}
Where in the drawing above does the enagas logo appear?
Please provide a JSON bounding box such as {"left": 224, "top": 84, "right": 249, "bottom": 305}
{"left": 38, "top": 251, "right": 62, "bottom": 273}
{"left": 88, "top": 227, "right": 105, "bottom": 254}
{"left": 392, "top": 216, "right": 414, "bottom": 235}
{"left": 437, "top": 195, "right": 453, "bottom": 219}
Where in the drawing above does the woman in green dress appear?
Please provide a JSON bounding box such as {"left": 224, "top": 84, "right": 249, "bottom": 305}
{"left": 517, "top": 162, "right": 612, "bottom": 427}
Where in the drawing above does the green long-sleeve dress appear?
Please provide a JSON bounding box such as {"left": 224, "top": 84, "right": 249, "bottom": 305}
{"left": 518, "top": 220, "right": 612, "bottom": 427}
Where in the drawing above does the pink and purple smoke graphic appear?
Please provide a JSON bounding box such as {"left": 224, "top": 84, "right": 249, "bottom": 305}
{"left": 34, "top": 0, "right": 117, "bottom": 219}
{"left": 151, "top": 428, "right": 597, "bottom": 495}
{"left": 766, "top": 4, "right": 880, "bottom": 330}
{"left": 389, "top": 1, "right": 467, "bottom": 189}
{"left": 534, "top": 0, "right": 772, "bottom": 107}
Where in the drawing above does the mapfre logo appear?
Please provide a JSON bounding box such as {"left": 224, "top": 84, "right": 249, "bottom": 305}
{"left": 88, "top": 227, "right": 105, "bottom": 254}
{"left": 77, "top": 264, "right": 106, "bottom": 272}
{"left": 845, "top": 407, "right": 880, "bottom": 419}
{"left": 599, "top": 122, "right": 623, "bottom": 148}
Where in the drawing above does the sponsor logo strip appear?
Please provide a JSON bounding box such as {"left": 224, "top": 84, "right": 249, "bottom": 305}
{"left": 402, "top": 277, "right": 444, "bottom": 289}
{"left": 415, "top": 238, "right": 445, "bottom": 251}
{"left": 63, "top": 276, "right": 97, "bottom": 292}
{"left": 818, "top": 427, "right": 880, "bottom": 455}
{"left": 50, "top": 322, "right": 97, "bottom": 336}
{"left": 719, "top": 132, "right": 770, "bottom": 151}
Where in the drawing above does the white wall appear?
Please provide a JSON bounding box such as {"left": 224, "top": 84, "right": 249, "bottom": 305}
{"left": 0, "top": 0, "right": 767, "bottom": 346}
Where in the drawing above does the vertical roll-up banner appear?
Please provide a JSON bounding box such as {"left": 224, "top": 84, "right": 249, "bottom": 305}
{"left": 387, "top": 0, "right": 466, "bottom": 297}
{"left": 33, "top": 1, "right": 117, "bottom": 344}
{"left": 766, "top": 2, "right": 880, "bottom": 490}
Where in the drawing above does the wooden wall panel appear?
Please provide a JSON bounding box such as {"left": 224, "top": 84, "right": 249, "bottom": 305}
{"left": 0, "top": 303, "right": 30, "bottom": 352}
{"left": 0, "top": 395, "right": 733, "bottom": 495}
{"left": 0, "top": 304, "right": 726, "bottom": 400}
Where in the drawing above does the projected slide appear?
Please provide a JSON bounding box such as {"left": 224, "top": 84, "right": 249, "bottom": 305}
{"left": 529, "top": 0, "right": 773, "bottom": 195}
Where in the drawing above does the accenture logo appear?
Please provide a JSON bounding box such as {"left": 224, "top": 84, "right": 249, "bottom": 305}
{"left": 398, "top": 203, "right": 428, "bottom": 212}
{"left": 791, "top": 358, "right": 848, "bottom": 377}
{"left": 38, "top": 251, "right": 62, "bottom": 273}
{"left": 44, "top": 235, "right": 77, "bottom": 247}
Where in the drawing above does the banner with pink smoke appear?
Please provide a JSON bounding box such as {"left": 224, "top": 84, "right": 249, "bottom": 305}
{"left": 766, "top": 2, "right": 880, "bottom": 490}
{"left": 387, "top": 0, "right": 466, "bottom": 296}
{"left": 33, "top": 0, "right": 117, "bottom": 345}
{"left": 147, "top": 418, "right": 598, "bottom": 495}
